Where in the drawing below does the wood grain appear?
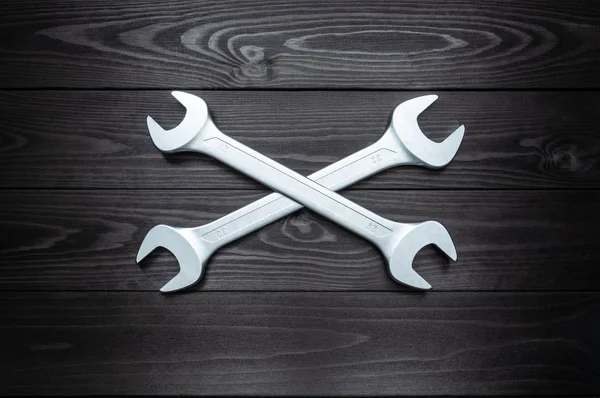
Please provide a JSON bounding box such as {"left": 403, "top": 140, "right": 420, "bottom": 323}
{"left": 1, "top": 0, "right": 599, "bottom": 88}
{"left": 0, "top": 189, "right": 597, "bottom": 291}
{"left": 1, "top": 90, "right": 599, "bottom": 189}
{"left": 2, "top": 1, "right": 598, "bottom": 396}
{"left": 1, "top": 291, "right": 599, "bottom": 395}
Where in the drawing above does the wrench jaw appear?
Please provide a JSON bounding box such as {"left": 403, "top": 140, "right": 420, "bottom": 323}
{"left": 136, "top": 225, "right": 210, "bottom": 293}
{"left": 386, "top": 221, "right": 457, "bottom": 290}
{"left": 390, "top": 95, "right": 465, "bottom": 169}
{"left": 146, "top": 91, "right": 210, "bottom": 153}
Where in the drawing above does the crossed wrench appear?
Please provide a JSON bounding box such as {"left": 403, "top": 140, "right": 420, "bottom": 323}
{"left": 138, "top": 92, "right": 464, "bottom": 292}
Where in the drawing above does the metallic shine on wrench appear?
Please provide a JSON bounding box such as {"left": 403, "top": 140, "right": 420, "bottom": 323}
{"left": 138, "top": 92, "right": 464, "bottom": 292}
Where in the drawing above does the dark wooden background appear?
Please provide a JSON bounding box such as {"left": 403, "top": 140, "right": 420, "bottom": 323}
{"left": 1, "top": 0, "right": 599, "bottom": 395}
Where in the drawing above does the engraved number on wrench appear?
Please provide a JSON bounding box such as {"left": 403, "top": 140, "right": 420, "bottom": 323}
{"left": 366, "top": 222, "right": 378, "bottom": 233}
{"left": 371, "top": 154, "right": 383, "bottom": 163}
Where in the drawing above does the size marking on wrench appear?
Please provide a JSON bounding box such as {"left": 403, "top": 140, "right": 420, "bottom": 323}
{"left": 200, "top": 201, "right": 276, "bottom": 243}
{"left": 139, "top": 92, "right": 464, "bottom": 292}
{"left": 317, "top": 148, "right": 397, "bottom": 186}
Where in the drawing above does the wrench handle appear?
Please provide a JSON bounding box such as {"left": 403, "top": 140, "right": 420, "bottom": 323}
{"left": 199, "top": 129, "right": 397, "bottom": 247}
{"left": 198, "top": 140, "right": 400, "bottom": 246}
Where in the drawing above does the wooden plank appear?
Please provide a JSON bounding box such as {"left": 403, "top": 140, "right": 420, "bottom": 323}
{"left": 1, "top": 291, "right": 599, "bottom": 395}
{"left": 0, "top": 0, "right": 598, "bottom": 88}
{"left": 1, "top": 189, "right": 597, "bottom": 291}
{"left": 1, "top": 90, "right": 599, "bottom": 189}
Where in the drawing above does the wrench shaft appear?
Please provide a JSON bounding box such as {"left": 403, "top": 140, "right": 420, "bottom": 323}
{"left": 199, "top": 143, "right": 401, "bottom": 246}
{"left": 199, "top": 130, "right": 398, "bottom": 247}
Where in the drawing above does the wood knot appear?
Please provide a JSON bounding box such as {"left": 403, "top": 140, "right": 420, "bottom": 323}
{"left": 280, "top": 212, "right": 337, "bottom": 243}
{"left": 240, "top": 45, "right": 264, "bottom": 63}
{"left": 520, "top": 133, "right": 599, "bottom": 178}
{"left": 551, "top": 146, "right": 577, "bottom": 171}
{"left": 234, "top": 45, "right": 273, "bottom": 81}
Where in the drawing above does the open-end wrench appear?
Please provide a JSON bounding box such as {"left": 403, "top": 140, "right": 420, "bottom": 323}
{"left": 138, "top": 92, "right": 464, "bottom": 292}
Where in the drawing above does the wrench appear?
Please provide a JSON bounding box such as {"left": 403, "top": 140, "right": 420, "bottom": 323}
{"left": 138, "top": 92, "right": 464, "bottom": 292}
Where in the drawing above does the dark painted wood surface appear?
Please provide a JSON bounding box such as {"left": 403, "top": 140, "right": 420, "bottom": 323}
{"left": 1, "top": 0, "right": 599, "bottom": 395}
{"left": 1, "top": 292, "right": 599, "bottom": 395}
{"left": 1, "top": 90, "right": 599, "bottom": 189}
{"left": 1, "top": 189, "right": 598, "bottom": 292}
{"left": 1, "top": 0, "right": 599, "bottom": 88}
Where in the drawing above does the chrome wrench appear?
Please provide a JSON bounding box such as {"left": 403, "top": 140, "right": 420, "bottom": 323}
{"left": 138, "top": 92, "right": 464, "bottom": 292}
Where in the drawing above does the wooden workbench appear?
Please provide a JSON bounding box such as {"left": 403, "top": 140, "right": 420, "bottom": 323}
{"left": 1, "top": 0, "right": 599, "bottom": 395}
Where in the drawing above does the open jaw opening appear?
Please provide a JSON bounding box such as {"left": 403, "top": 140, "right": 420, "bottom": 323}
{"left": 146, "top": 91, "right": 210, "bottom": 153}
{"left": 388, "top": 221, "right": 457, "bottom": 290}
{"left": 391, "top": 95, "right": 465, "bottom": 168}
{"left": 136, "top": 225, "right": 208, "bottom": 293}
